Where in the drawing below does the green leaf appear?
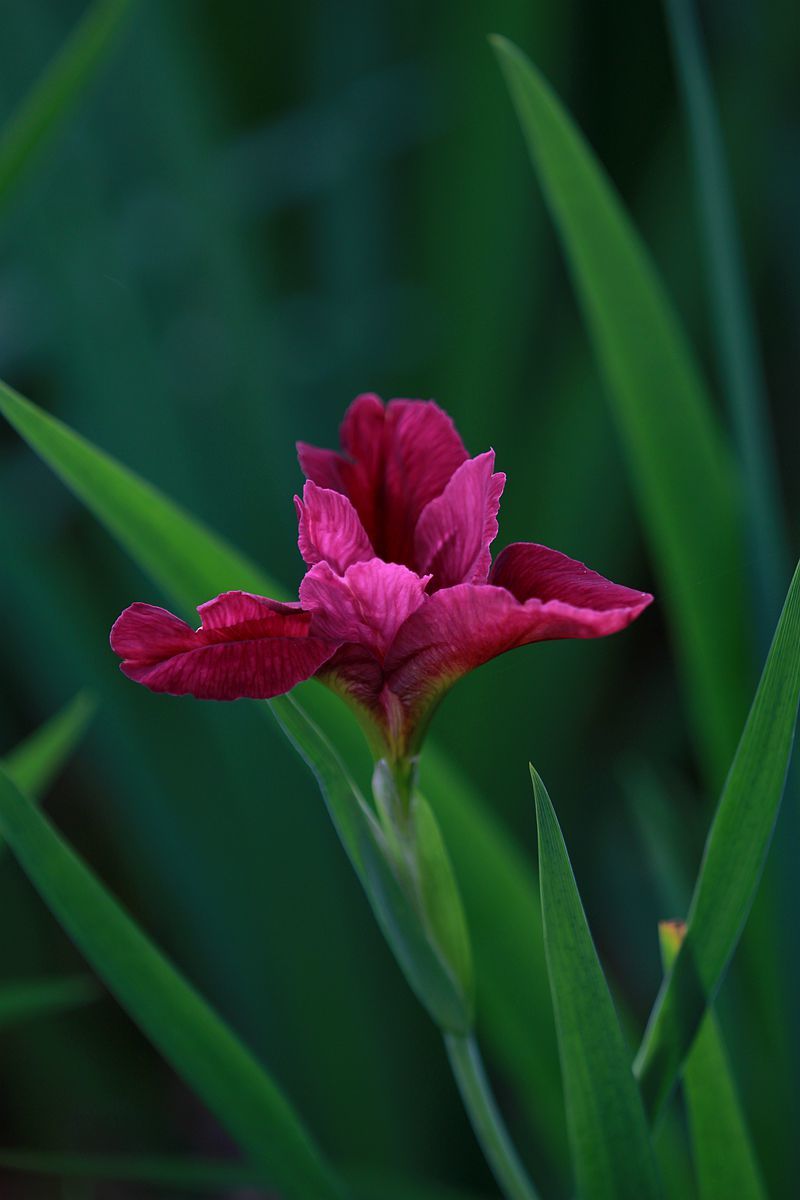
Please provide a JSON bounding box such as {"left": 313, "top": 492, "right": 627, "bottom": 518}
{"left": 635, "top": 559, "right": 800, "bottom": 1119}
{"left": 271, "top": 695, "right": 471, "bottom": 1033}
{"left": 492, "top": 35, "right": 748, "bottom": 787}
{"left": 531, "top": 765, "right": 662, "bottom": 1200}
{"left": 420, "top": 749, "right": 566, "bottom": 1166}
{"left": 0, "top": 380, "right": 563, "bottom": 1164}
{"left": 3, "top": 691, "right": 95, "bottom": 801}
{"left": 0, "top": 975, "right": 99, "bottom": 1028}
{"left": 0, "top": 1152, "right": 487, "bottom": 1200}
{"left": 0, "top": 0, "right": 133, "bottom": 213}
{"left": 0, "top": 763, "right": 344, "bottom": 1200}
{"left": 411, "top": 792, "right": 473, "bottom": 1005}
{"left": 0, "top": 381, "right": 273, "bottom": 613}
{"left": 659, "top": 922, "right": 766, "bottom": 1200}
{"left": 663, "top": 0, "right": 788, "bottom": 646}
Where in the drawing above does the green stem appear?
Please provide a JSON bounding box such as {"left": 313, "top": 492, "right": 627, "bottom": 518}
{"left": 445, "top": 1032, "right": 540, "bottom": 1200}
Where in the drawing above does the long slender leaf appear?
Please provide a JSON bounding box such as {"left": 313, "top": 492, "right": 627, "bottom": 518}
{"left": 663, "top": 0, "right": 788, "bottom": 645}
{"left": 531, "top": 765, "right": 662, "bottom": 1200}
{"left": 271, "top": 694, "right": 471, "bottom": 1033}
{"left": 635, "top": 559, "right": 800, "bottom": 1118}
{"left": 0, "top": 0, "right": 132, "bottom": 212}
{"left": 0, "top": 1151, "right": 486, "bottom": 1200}
{"left": 0, "top": 382, "right": 272, "bottom": 607}
{"left": 0, "top": 379, "right": 567, "bottom": 1168}
{"left": 0, "top": 975, "right": 98, "bottom": 1028}
{"left": 0, "top": 763, "right": 344, "bottom": 1200}
{"left": 659, "top": 921, "right": 766, "bottom": 1200}
{"left": 3, "top": 691, "right": 95, "bottom": 801}
{"left": 492, "top": 35, "right": 748, "bottom": 788}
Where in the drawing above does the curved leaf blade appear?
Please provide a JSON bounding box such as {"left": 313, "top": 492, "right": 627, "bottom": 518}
{"left": 0, "top": 1152, "right": 488, "bottom": 1200}
{"left": 0, "top": 764, "right": 344, "bottom": 1200}
{"left": 0, "top": 381, "right": 273, "bottom": 613}
{"left": 531, "top": 766, "right": 662, "bottom": 1200}
{"left": 664, "top": 0, "right": 788, "bottom": 645}
{"left": 0, "top": 0, "right": 133, "bottom": 212}
{"left": 4, "top": 691, "right": 95, "bottom": 801}
{"left": 636, "top": 559, "right": 800, "bottom": 1118}
{"left": 492, "top": 35, "right": 748, "bottom": 787}
{"left": 659, "top": 922, "right": 766, "bottom": 1200}
{"left": 0, "top": 975, "right": 99, "bottom": 1028}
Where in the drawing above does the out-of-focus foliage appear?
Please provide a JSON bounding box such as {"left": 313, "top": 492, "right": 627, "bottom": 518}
{"left": 0, "top": 1, "right": 797, "bottom": 1197}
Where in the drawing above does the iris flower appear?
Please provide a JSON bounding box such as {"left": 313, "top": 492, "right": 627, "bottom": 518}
{"left": 111, "top": 395, "right": 652, "bottom": 760}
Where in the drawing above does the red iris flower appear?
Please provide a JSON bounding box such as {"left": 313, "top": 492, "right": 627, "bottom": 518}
{"left": 111, "top": 395, "right": 652, "bottom": 759}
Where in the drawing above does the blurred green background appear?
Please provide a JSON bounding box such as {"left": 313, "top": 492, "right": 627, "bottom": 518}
{"left": 0, "top": 1, "right": 798, "bottom": 1196}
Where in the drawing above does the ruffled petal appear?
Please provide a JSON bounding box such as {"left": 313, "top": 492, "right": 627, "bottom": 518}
{"left": 110, "top": 592, "right": 337, "bottom": 700}
{"left": 299, "top": 559, "right": 430, "bottom": 661}
{"left": 294, "top": 481, "right": 373, "bottom": 574}
{"left": 385, "top": 552, "right": 652, "bottom": 711}
{"left": 414, "top": 451, "right": 506, "bottom": 588}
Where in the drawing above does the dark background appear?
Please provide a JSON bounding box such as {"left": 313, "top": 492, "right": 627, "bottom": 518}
{"left": 0, "top": 1, "right": 798, "bottom": 1196}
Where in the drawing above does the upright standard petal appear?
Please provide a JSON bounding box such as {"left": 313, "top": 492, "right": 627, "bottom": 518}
{"left": 299, "top": 559, "right": 430, "bottom": 662}
{"left": 110, "top": 592, "right": 338, "bottom": 700}
{"left": 295, "top": 481, "right": 373, "bottom": 574}
{"left": 386, "top": 547, "right": 652, "bottom": 715}
{"left": 380, "top": 400, "right": 468, "bottom": 564}
{"left": 414, "top": 451, "right": 506, "bottom": 588}
{"left": 297, "top": 394, "right": 468, "bottom": 566}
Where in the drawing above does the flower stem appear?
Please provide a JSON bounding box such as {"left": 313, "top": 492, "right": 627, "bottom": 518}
{"left": 445, "top": 1032, "right": 540, "bottom": 1200}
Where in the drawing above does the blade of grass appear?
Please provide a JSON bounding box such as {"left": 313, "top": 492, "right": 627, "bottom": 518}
{"left": 0, "top": 975, "right": 99, "bottom": 1027}
{"left": 0, "top": 1151, "right": 488, "bottom": 1200}
{"left": 531, "top": 765, "right": 662, "bottom": 1199}
{"left": 659, "top": 921, "right": 767, "bottom": 1200}
{"left": 492, "top": 35, "right": 748, "bottom": 789}
{"left": 635, "top": 559, "right": 800, "bottom": 1119}
{"left": 663, "top": 0, "right": 789, "bottom": 646}
{"left": 0, "top": 0, "right": 133, "bottom": 213}
{"left": 0, "top": 379, "right": 567, "bottom": 1170}
{"left": 3, "top": 691, "right": 95, "bottom": 801}
{"left": 0, "top": 763, "right": 345, "bottom": 1200}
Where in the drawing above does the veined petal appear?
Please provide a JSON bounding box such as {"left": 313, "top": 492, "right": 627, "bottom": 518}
{"left": 294, "top": 481, "right": 373, "bottom": 574}
{"left": 489, "top": 542, "right": 652, "bottom": 613}
{"left": 381, "top": 399, "right": 469, "bottom": 564}
{"left": 110, "top": 593, "right": 337, "bottom": 700}
{"left": 299, "top": 559, "right": 430, "bottom": 661}
{"left": 295, "top": 442, "right": 346, "bottom": 494}
{"left": 386, "top": 551, "right": 652, "bottom": 710}
{"left": 414, "top": 451, "right": 506, "bottom": 588}
{"left": 297, "top": 394, "right": 468, "bottom": 565}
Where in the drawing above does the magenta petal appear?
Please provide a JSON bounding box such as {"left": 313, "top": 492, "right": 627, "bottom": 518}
{"left": 489, "top": 542, "right": 653, "bottom": 613}
{"left": 414, "top": 451, "right": 506, "bottom": 588}
{"left": 295, "top": 481, "right": 373, "bottom": 574}
{"left": 386, "top": 553, "right": 652, "bottom": 710}
{"left": 110, "top": 593, "right": 337, "bottom": 700}
{"left": 381, "top": 399, "right": 469, "bottom": 564}
{"left": 297, "top": 394, "right": 469, "bottom": 566}
{"left": 299, "top": 559, "right": 430, "bottom": 661}
{"left": 296, "top": 443, "right": 346, "bottom": 494}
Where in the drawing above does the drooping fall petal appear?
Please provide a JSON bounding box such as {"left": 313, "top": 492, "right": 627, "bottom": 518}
{"left": 386, "top": 547, "right": 652, "bottom": 713}
{"left": 299, "top": 559, "right": 431, "bottom": 661}
{"left": 414, "top": 451, "right": 506, "bottom": 588}
{"left": 110, "top": 593, "right": 337, "bottom": 700}
{"left": 297, "top": 394, "right": 468, "bottom": 565}
{"left": 294, "top": 481, "right": 373, "bottom": 574}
